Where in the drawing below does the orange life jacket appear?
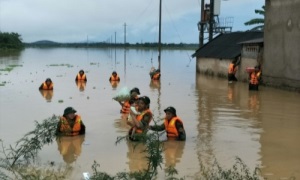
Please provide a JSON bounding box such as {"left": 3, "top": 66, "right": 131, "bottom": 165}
{"left": 250, "top": 71, "right": 260, "bottom": 85}
{"left": 164, "top": 116, "right": 183, "bottom": 138}
{"left": 134, "top": 109, "right": 152, "bottom": 134}
{"left": 152, "top": 72, "right": 160, "bottom": 80}
{"left": 121, "top": 101, "right": 131, "bottom": 114}
{"left": 59, "top": 115, "right": 82, "bottom": 136}
{"left": 42, "top": 82, "right": 54, "bottom": 90}
{"left": 110, "top": 75, "right": 120, "bottom": 81}
{"left": 228, "top": 63, "right": 236, "bottom": 74}
{"left": 76, "top": 73, "right": 86, "bottom": 81}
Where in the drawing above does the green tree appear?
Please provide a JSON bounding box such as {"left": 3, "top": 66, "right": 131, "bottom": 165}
{"left": 244, "top": 5, "right": 265, "bottom": 31}
{"left": 0, "top": 32, "right": 24, "bottom": 49}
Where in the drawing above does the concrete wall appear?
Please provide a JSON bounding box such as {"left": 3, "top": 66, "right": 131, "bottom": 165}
{"left": 264, "top": 0, "right": 300, "bottom": 90}
{"left": 196, "top": 58, "right": 230, "bottom": 78}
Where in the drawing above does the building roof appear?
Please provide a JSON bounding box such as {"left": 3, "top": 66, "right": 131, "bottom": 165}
{"left": 238, "top": 37, "right": 264, "bottom": 45}
{"left": 192, "top": 31, "right": 263, "bottom": 59}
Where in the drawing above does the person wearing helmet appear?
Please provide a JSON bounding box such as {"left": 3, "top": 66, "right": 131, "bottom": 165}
{"left": 150, "top": 106, "right": 186, "bottom": 141}
{"left": 39, "top": 78, "right": 54, "bottom": 90}
{"left": 109, "top": 71, "right": 120, "bottom": 81}
{"left": 127, "top": 96, "right": 153, "bottom": 141}
{"left": 228, "top": 59, "right": 238, "bottom": 82}
{"left": 56, "top": 107, "right": 86, "bottom": 136}
{"left": 75, "top": 70, "right": 87, "bottom": 82}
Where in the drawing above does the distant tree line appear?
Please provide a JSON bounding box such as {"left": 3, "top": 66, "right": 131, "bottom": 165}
{"left": 0, "top": 32, "right": 24, "bottom": 49}
{"left": 24, "top": 41, "right": 198, "bottom": 50}
{"left": 0, "top": 33, "right": 197, "bottom": 50}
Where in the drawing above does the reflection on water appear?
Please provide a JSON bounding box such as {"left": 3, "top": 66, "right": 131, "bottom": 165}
{"left": 110, "top": 80, "right": 119, "bottom": 90}
{"left": 75, "top": 81, "right": 86, "bottom": 92}
{"left": 227, "top": 83, "right": 234, "bottom": 102}
{"left": 0, "top": 50, "right": 23, "bottom": 79}
{"left": 259, "top": 89, "right": 300, "bottom": 179}
{"left": 126, "top": 141, "right": 148, "bottom": 172}
{"left": 163, "top": 140, "right": 185, "bottom": 168}
{"left": 114, "top": 118, "right": 129, "bottom": 134}
{"left": 0, "top": 50, "right": 23, "bottom": 59}
{"left": 39, "top": 90, "right": 54, "bottom": 102}
{"left": 149, "top": 79, "right": 162, "bottom": 120}
{"left": 125, "top": 140, "right": 186, "bottom": 173}
{"left": 248, "top": 91, "right": 260, "bottom": 113}
{"left": 149, "top": 80, "right": 161, "bottom": 90}
{"left": 0, "top": 48, "right": 299, "bottom": 179}
{"left": 195, "top": 74, "right": 300, "bottom": 179}
{"left": 56, "top": 135, "right": 85, "bottom": 164}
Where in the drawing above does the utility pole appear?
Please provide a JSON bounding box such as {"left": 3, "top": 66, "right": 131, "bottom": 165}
{"left": 158, "top": 0, "right": 162, "bottom": 70}
{"left": 199, "top": 0, "right": 205, "bottom": 47}
{"left": 86, "top": 35, "right": 89, "bottom": 47}
{"left": 114, "top": 32, "right": 117, "bottom": 69}
{"left": 123, "top": 23, "right": 127, "bottom": 47}
{"left": 209, "top": 0, "right": 214, "bottom": 41}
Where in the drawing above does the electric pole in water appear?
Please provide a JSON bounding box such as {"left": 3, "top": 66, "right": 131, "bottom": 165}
{"left": 158, "top": 0, "right": 162, "bottom": 70}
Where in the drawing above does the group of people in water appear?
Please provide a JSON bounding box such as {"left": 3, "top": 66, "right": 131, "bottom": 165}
{"left": 227, "top": 59, "right": 262, "bottom": 91}
{"left": 119, "top": 87, "right": 186, "bottom": 141}
{"left": 37, "top": 61, "right": 261, "bottom": 166}
{"left": 39, "top": 69, "right": 186, "bottom": 142}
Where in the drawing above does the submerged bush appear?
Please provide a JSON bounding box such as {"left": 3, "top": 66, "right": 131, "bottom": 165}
{"left": 200, "top": 157, "right": 262, "bottom": 180}
{"left": 89, "top": 131, "right": 168, "bottom": 180}
{"left": 0, "top": 115, "right": 66, "bottom": 179}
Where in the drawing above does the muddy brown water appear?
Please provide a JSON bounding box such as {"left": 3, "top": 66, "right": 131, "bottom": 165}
{"left": 0, "top": 48, "right": 300, "bottom": 179}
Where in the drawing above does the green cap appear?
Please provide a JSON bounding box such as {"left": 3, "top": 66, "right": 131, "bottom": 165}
{"left": 139, "top": 96, "right": 150, "bottom": 105}
{"left": 63, "top": 107, "right": 77, "bottom": 115}
{"left": 164, "top": 106, "right": 176, "bottom": 116}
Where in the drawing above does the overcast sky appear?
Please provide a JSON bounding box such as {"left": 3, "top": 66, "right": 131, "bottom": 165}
{"left": 0, "top": 0, "right": 264, "bottom": 43}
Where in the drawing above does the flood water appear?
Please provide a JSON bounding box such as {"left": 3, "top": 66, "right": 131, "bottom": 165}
{"left": 0, "top": 48, "right": 300, "bottom": 179}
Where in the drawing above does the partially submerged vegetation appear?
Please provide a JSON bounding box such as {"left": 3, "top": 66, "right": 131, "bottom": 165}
{"left": 0, "top": 115, "right": 69, "bottom": 179}
{"left": 47, "top": 64, "right": 73, "bottom": 68}
{"left": 200, "top": 157, "right": 262, "bottom": 180}
{"left": 0, "top": 64, "right": 22, "bottom": 87}
{"left": 0, "top": 65, "right": 23, "bottom": 72}
{"left": 0, "top": 82, "right": 6, "bottom": 86}
{"left": 0, "top": 116, "right": 263, "bottom": 179}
